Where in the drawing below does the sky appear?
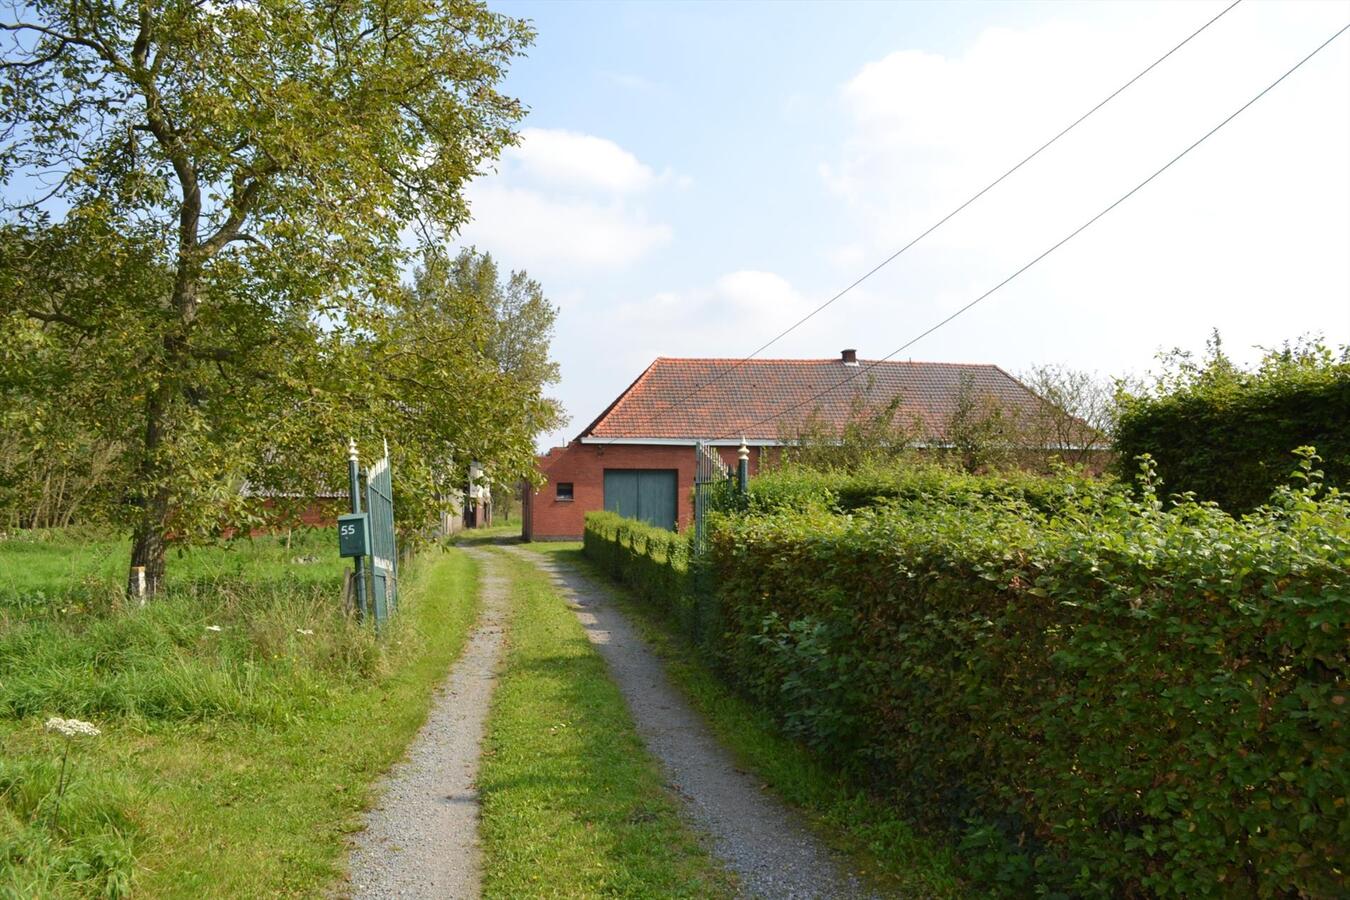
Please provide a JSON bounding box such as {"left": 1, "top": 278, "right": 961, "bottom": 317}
{"left": 449, "top": 0, "right": 1350, "bottom": 450}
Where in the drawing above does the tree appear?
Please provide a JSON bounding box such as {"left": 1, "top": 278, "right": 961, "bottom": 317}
{"left": 1, "top": 0, "right": 533, "bottom": 595}
{"left": 426, "top": 248, "right": 566, "bottom": 438}
{"left": 780, "top": 387, "right": 917, "bottom": 472}
{"left": 942, "top": 373, "right": 1019, "bottom": 473}
{"left": 1018, "top": 364, "right": 1114, "bottom": 466}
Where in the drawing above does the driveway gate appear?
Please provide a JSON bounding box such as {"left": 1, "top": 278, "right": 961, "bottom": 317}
{"left": 338, "top": 439, "right": 398, "bottom": 628}
{"left": 365, "top": 445, "right": 398, "bottom": 623}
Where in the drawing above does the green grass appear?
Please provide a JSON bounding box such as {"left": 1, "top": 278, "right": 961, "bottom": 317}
{"left": 526, "top": 542, "right": 965, "bottom": 899}
{"left": 0, "top": 528, "right": 344, "bottom": 599}
{"left": 477, "top": 548, "right": 734, "bottom": 899}
{"left": 1, "top": 530, "right": 482, "bottom": 898}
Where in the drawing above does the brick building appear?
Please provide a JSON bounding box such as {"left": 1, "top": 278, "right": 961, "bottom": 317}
{"left": 523, "top": 350, "right": 1078, "bottom": 541}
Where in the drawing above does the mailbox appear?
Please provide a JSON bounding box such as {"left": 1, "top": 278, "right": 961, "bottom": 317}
{"left": 337, "top": 513, "right": 369, "bottom": 558}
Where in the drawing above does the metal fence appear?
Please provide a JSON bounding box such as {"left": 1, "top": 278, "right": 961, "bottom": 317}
{"left": 692, "top": 441, "right": 730, "bottom": 553}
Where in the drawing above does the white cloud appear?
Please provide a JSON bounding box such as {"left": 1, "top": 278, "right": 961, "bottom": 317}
{"left": 713, "top": 270, "right": 811, "bottom": 319}
{"left": 508, "top": 127, "right": 657, "bottom": 194}
{"left": 456, "top": 128, "right": 683, "bottom": 273}
{"left": 464, "top": 182, "right": 671, "bottom": 269}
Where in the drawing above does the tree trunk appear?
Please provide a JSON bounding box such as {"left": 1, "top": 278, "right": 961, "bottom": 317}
{"left": 127, "top": 489, "right": 168, "bottom": 598}
{"left": 126, "top": 372, "right": 176, "bottom": 599}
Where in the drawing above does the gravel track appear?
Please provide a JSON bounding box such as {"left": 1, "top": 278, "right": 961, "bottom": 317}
{"left": 503, "top": 545, "right": 873, "bottom": 900}
{"left": 346, "top": 549, "right": 507, "bottom": 899}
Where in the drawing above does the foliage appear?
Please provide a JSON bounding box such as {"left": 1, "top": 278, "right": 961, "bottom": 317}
{"left": 582, "top": 511, "right": 705, "bottom": 640}
{"left": 587, "top": 457, "right": 1348, "bottom": 895}
{"left": 0, "top": 0, "right": 536, "bottom": 593}
{"left": 0, "top": 224, "right": 160, "bottom": 531}
{"left": 702, "top": 454, "right": 1348, "bottom": 897}
{"left": 1114, "top": 333, "right": 1350, "bottom": 511}
{"left": 778, "top": 390, "right": 917, "bottom": 471}
{"left": 435, "top": 248, "right": 566, "bottom": 438}
{"left": 941, "top": 371, "right": 1023, "bottom": 472}
{"left": 776, "top": 367, "right": 1109, "bottom": 475}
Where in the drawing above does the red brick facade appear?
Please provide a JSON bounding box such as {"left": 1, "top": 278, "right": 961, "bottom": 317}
{"left": 523, "top": 442, "right": 769, "bottom": 541}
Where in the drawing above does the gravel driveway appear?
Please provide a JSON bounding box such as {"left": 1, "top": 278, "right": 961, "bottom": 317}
{"left": 503, "top": 545, "right": 873, "bottom": 900}
{"left": 346, "top": 549, "right": 507, "bottom": 899}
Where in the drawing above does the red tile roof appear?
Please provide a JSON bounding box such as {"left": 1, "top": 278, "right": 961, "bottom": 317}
{"left": 580, "top": 356, "right": 1065, "bottom": 442}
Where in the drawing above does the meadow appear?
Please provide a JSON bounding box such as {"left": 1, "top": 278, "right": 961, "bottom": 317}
{"left": 0, "top": 528, "right": 479, "bottom": 898}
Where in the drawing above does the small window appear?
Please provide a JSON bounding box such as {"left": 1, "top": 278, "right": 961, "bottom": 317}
{"left": 556, "top": 482, "right": 574, "bottom": 501}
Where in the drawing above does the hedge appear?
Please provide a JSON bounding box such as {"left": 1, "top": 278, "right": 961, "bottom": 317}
{"left": 705, "top": 459, "right": 1348, "bottom": 897}
{"left": 583, "top": 511, "right": 725, "bottom": 647}
{"left": 589, "top": 459, "right": 1348, "bottom": 896}
{"left": 717, "top": 462, "right": 1115, "bottom": 518}
{"left": 1114, "top": 347, "right": 1350, "bottom": 512}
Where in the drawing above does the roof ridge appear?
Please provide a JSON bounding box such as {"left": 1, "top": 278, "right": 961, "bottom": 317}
{"left": 646, "top": 357, "right": 1003, "bottom": 367}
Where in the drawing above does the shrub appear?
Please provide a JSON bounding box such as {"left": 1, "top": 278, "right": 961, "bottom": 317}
{"left": 705, "top": 456, "right": 1348, "bottom": 897}
{"left": 1114, "top": 336, "right": 1350, "bottom": 511}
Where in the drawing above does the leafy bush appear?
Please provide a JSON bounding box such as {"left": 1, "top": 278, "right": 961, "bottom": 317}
{"left": 1114, "top": 336, "right": 1350, "bottom": 511}
{"left": 704, "top": 455, "right": 1348, "bottom": 897}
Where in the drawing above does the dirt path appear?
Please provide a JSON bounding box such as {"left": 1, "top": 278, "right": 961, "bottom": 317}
{"left": 503, "top": 545, "right": 871, "bottom": 900}
{"left": 346, "top": 549, "right": 507, "bottom": 899}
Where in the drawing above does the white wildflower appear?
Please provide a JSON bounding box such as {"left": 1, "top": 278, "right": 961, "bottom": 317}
{"left": 44, "top": 717, "right": 101, "bottom": 738}
{"left": 296, "top": 628, "right": 314, "bottom": 636}
{"left": 205, "top": 625, "right": 223, "bottom": 632}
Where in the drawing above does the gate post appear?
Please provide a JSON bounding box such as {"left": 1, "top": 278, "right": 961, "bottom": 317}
{"left": 347, "top": 438, "right": 369, "bottom": 621}
{"left": 737, "top": 438, "right": 749, "bottom": 495}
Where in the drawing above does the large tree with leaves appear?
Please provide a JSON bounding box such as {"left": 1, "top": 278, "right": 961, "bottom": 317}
{"left": 1, "top": 0, "right": 534, "bottom": 595}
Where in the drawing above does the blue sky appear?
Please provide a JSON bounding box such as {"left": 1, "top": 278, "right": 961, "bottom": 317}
{"left": 452, "top": 0, "right": 1350, "bottom": 449}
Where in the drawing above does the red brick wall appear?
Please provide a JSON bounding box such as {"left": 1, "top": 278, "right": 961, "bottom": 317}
{"left": 523, "top": 442, "right": 770, "bottom": 541}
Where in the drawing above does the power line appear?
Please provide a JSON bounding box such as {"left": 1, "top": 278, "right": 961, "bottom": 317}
{"left": 597, "top": 0, "right": 1243, "bottom": 446}
{"left": 715, "top": 20, "right": 1350, "bottom": 442}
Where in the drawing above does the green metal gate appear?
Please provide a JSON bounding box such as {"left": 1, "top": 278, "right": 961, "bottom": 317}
{"left": 365, "top": 445, "right": 398, "bottom": 623}
{"left": 692, "top": 441, "right": 730, "bottom": 552}
{"left": 339, "top": 439, "right": 398, "bottom": 628}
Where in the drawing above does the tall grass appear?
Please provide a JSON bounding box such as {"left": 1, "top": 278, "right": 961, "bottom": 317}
{"left": 1, "top": 528, "right": 472, "bottom": 897}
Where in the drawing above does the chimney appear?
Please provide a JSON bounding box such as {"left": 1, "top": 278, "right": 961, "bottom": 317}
{"left": 840, "top": 348, "right": 859, "bottom": 366}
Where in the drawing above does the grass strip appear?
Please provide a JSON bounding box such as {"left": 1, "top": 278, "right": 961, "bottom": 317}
{"left": 1, "top": 543, "right": 480, "bottom": 897}
{"left": 526, "top": 543, "right": 965, "bottom": 899}
{"left": 477, "top": 548, "right": 734, "bottom": 899}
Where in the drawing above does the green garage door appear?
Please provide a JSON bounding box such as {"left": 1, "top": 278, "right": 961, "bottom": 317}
{"left": 603, "top": 469, "right": 678, "bottom": 531}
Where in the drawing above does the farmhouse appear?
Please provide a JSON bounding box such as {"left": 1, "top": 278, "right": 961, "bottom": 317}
{"left": 523, "top": 350, "right": 1069, "bottom": 541}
